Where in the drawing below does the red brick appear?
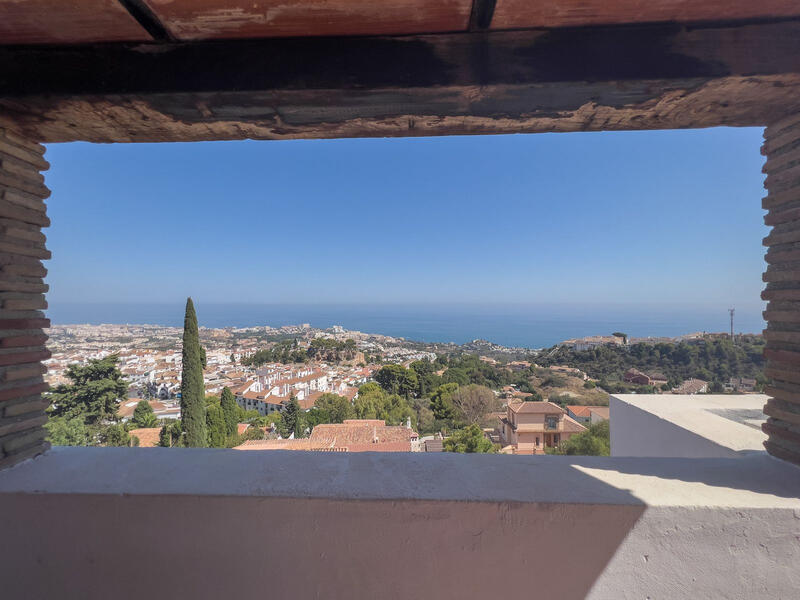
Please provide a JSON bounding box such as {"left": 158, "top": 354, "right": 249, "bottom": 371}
{"left": 764, "top": 400, "right": 800, "bottom": 427}
{"left": 0, "top": 334, "right": 48, "bottom": 348}
{"left": 0, "top": 413, "right": 47, "bottom": 438}
{"left": 763, "top": 440, "right": 800, "bottom": 467}
{"left": 0, "top": 318, "right": 50, "bottom": 330}
{"left": 0, "top": 382, "right": 47, "bottom": 402}
{"left": 2, "top": 395, "right": 50, "bottom": 417}
{"left": 0, "top": 440, "right": 48, "bottom": 469}
{"left": 0, "top": 349, "right": 51, "bottom": 366}
{"left": 762, "top": 421, "right": 800, "bottom": 445}
{"left": 765, "top": 205, "right": 800, "bottom": 226}
{"left": 2, "top": 363, "right": 47, "bottom": 382}
{"left": 0, "top": 172, "right": 50, "bottom": 201}
{"left": 765, "top": 248, "right": 800, "bottom": 264}
{"left": 761, "top": 288, "right": 800, "bottom": 301}
{"left": 765, "top": 367, "right": 800, "bottom": 385}
{"left": 764, "top": 348, "right": 800, "bottom": 364}
{"left": 0, "top": 197, "right": 49, "bottom": 227}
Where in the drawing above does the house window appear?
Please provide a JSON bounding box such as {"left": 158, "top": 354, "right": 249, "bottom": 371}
{"left": 545, "top": 416, "right": 558, "bottom": 429}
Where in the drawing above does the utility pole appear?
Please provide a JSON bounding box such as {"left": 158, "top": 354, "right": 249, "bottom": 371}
{"left": 729, "top": 308, "right": 735, "bottom": 344}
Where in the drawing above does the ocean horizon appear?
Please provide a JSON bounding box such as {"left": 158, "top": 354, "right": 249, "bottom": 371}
{"left": 45, "top": 302, "right": 766, "bottom": 349}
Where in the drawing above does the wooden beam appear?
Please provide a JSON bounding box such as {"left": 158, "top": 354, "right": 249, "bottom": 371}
{"left": 1, "top": 21, "right": 800, "bottom": 143}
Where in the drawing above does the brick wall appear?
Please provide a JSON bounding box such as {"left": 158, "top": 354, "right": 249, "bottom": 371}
{"left": 762, "top": 114, "right": 800, "bottom": 467}
{"left": 0, "top": 127, "right": 50, "bottom": 469}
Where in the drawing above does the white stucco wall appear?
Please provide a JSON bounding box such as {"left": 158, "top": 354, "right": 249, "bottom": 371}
{"left": 610, "top": 394, "right": 768, "bottom": 458}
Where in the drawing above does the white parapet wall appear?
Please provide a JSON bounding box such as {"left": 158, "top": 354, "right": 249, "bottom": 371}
{"left": 610, "top": 394, "right": 769, "bottom": 458}
{"left": 0, "top": 447, "right": 799, "bottom": 600}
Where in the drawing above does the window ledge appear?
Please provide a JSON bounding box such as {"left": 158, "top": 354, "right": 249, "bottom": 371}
{"left": 0, "top": 446, "right": 798, "bottom": 509}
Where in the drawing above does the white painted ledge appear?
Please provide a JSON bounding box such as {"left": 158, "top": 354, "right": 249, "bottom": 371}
{"left": 1, "top": 446, "right": 799, "bottom": 508}
{"left": 0, "top": 448, "right": 798, "bottom": 600}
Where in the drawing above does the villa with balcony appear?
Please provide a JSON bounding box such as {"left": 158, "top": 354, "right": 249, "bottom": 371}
{"left": 498, "top": 400, "right": 586, "bottom": 454}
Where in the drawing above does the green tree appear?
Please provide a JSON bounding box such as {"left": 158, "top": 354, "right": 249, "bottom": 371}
{"left": 443, "top": 424, "right": 495, "bottom": 453}
{"left": 429, "top": 383, "right": 458, "bottom": 420}
{"left": 220, "top": 386, "right": 238, "bottom": 436}
{"left": 410, "top": 359, "right": 439, "bottom": 397}
{"left": 374, "top": 364, "right": 418, "bottom": 398}
{"left": 44, "top": 416, "right": 89, "bottom": 446}
{"left": 442, "top": 367, "right": 470, "bottom": 386}
{"left": 48, "top": 355, "right": 128, "bottom": 424}
{"left": 353, "top": 382, "right": 415, "bottom": 426}
{"left": 159, "top": 424, "right": 171, "bottom": 447}
{"left": 280, "top": 397, "right": 304, "bottom": 438}
{"left": 205, "top": 402, "right": 227, "bottom": 448}
{"left": 451, "top": 384, "right": 498, "bottom": 425}
{"left": 556, "top": 421, "right": 610, "bottom": 456}
{"left": 180, "top": 297, "right": 207, "bottom": 447}
{"left": 315, "top": 393, "right": 354, "bottom": 423}
{"left": 159, "top": 420, "right": 183, "bottom": 447}
{"left": 242, "top": 425, "right": 266, "bottom": 441}
{"left": 101, "top": 423, "right": 131, "bottom": 447}
{"left": 132, "top": 400, "right": 157, "bottom": 428}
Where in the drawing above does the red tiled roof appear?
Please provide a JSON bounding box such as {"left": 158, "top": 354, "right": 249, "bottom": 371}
{"left": 233, "top": 419, "right": 416, "bottom": 452}
{"left": 311, "top": 421, "right": 416, "bottom": 446}
{"left": 343, "top": 442, "right": 411, "bottom": 452}
{"left": 129, "top": 427, "right": 161, "bottom": 448}
{"left": 118, "top": 399, "right": 166, "bottom": 419}
{"left": 561, "top": 415, "right": 588, "bottom": 433}
{"left": 566, "top": 405, "right": 591, "bottom": 417}
{"left": 508, "top": 401, "right": 565, "bottom": 414}
{"left": 235, "top": 439, "right": 315, "bottom": 451}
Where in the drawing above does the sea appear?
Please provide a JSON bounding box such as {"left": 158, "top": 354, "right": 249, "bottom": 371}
{"left": 46, "top": 302, "right": 766, "bottom": 350}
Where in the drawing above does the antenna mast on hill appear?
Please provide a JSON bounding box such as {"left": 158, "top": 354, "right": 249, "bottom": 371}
{"left": 729, "top": 308, "right": 735, "bottom": 344}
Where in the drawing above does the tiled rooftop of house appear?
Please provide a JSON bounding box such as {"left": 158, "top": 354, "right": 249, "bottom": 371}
{"left": 235, "top": 419, "right": 417, "bottom": 453}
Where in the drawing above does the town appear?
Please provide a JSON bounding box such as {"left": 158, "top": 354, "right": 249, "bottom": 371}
{"left": 43, "top": 316, "right": 766, "bottom": 455}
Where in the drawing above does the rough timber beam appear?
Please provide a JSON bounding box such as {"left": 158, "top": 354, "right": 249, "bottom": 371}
{"left": 2, "top": 20, "right": 800, "bottom": 143}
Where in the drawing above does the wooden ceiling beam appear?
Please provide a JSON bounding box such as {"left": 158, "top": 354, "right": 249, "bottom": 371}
{"left": 115, "top": 0, "right": 175, "bottom": 43}
{"left": 1, "top": 20, "right": 799, "bottom": 143}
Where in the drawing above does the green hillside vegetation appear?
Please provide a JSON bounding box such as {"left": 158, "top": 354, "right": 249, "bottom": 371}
{"left": 241, "top": 337, "right": 358, "bottom": 366}
{"left": 549, "top": 420, "right": 610, "bottom": 456}
{"left": 525, "top": 367, "right": 609, "bottom": 407}
{"left": 535, "top": 335, "right": 766, "bottom": 393}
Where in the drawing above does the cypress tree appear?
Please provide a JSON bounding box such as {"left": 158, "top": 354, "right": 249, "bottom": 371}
{"left": 180, "top": 298, "right": 207, "bottom": 447}
{"left": 206, "top": 403, "right": 226, "bottom": 448}
{"left": 158, "top": 425, "right": 171, "bottom": 448}
{"left": 281, "top": 397, "right": 303, "bottom": 438}
{"left": 220, "top": 386, "right": 238, "bottom": 436}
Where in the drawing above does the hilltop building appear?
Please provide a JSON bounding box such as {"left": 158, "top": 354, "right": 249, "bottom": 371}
{"left": 561, "top": 335, "right": 627, "bottom": 351}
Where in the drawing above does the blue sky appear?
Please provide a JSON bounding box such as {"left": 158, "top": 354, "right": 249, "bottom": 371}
{"left": 44, "top": 127, "right": 767, "bottom": 309}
